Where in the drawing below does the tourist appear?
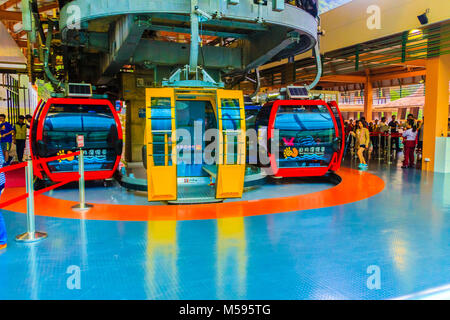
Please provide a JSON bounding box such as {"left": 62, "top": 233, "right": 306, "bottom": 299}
{"left": 14, "top": 116, "right": 27, "bottom": 162}
{"left": 374, "top": 119, "right": 380, "bottom": 130}
{"left": 388, "top": 115, "right": 400, "bottom": 152}
{"left": 407, "top": 113, "right": 417, "bottom": 126}
{"left": 416, "top": 119, "right": 424, "bottom": 166}
{"left": 401, "top": 119, "right": 418, "bottom": 169}
{"left": 378, "top": 117, "right": 389, "bottom": 150}
{"left": 0, "top": 114, "right": 14, "bottom": 166}
{"left": 417, "top": 119, "right": 424, "bottom": 152}
{"left": 360, "top": 116, "right": 369, "bottom": 128}
{"left": 349, "top": 120, "right": 370, "bottom": 169}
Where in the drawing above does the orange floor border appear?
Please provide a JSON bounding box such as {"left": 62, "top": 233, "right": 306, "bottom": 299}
{"left": 1, "top": 168, "right": 385, "bottom": 221}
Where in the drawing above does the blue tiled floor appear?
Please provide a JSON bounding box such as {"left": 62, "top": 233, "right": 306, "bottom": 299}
{"left": 0, "top": 159, "right": 449, "bottom": 300}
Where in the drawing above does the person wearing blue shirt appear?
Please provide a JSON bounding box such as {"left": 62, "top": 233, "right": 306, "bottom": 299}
{"left": 0, "top": 146, "right": 7, "bottom": 250}
{"left": 0, "top": 114, "right": 14, "bottom": 166}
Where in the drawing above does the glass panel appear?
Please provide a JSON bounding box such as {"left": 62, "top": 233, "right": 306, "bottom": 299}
{"left": 223, "top": 132, "right": 241, "bottom": 165}
{"left": 150, "top": 98, "right": 173, "bottom": 166}
{"left": 275, "top": 105, "right": 335, "bottom": 168}
{"left": 221, "top": 99, "right": 241, "bottom": 130}
{"left": 221, "top": 98, "right": 242, "bottom": 165}
{"left": 42, "top": 104, "right": 117, "bottom": 173}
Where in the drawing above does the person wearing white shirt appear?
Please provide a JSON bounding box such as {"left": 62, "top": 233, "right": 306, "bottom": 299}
{"left": 401, "top": 120, "right": 418, "bottom": 169}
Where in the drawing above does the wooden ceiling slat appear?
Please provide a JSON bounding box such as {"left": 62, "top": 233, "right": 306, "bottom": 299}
{"left": 0, "top": 9, "right": 21, "bottom": 20}
{"left": 0, "top": 0, "right": 20, "bottom": 11}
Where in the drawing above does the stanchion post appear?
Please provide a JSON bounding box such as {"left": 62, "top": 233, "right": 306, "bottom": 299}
{"left": 384, "top": 132, "right": 388, "bottom": 158}
{"left": 350, "top": 135, "right": 355, "bottom": 160}
{"left": 72, "top": 149, "right": 93, "bottom": 211}
{"left": 387, "top": 130, "right": 392, "bottom": 164}
{"left": 393, "top": 134, "right": 397, "bottom": 159}
{"left": 15, "top": 160, "right": 48, "bottom": 243}
{"left": 377, "top": 133, "right": 382, "bottom": 160}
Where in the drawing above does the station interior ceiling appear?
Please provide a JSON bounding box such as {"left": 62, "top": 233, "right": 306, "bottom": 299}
{"left": 0, "top": 0, "right": 448, "bottom": 170}
{"left": 0, "top": 0, "right": 449, "bottom": 95}
{"left": 242, "top": 22, "right": 449, "bottom": 93}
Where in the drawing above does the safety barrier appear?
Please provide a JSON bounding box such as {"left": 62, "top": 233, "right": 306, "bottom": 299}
{"left": 0, "top": 150, "right": 91, "bottom": 243}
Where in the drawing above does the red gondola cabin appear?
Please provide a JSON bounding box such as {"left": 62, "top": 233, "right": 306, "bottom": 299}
{"left": 255, "top": 98, "right": 345, "bottom": 178}
{"left": 30, "top": 98, "right": 123, "bottom": 182}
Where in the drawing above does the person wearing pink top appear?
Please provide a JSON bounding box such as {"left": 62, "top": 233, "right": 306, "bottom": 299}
{"left": 402, "top": 120, "right": 418, "bottom": 169}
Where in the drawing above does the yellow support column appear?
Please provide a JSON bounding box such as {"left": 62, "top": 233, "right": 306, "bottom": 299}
{"left": 364, "top": 76, "right": 373, "bottom": 122}
{"left": 423, "top": 55, "right": 450, "bottom": 172}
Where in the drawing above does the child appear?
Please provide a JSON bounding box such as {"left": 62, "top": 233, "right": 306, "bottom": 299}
{"left": 0, "top": 146, "right": 6, "bottom": 250}
{"left": 401, "top": 120, "right": 418, "bottom": 169}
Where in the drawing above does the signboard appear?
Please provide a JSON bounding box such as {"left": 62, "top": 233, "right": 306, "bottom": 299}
{"left": 77, "top": 135, "right": 85, "bottom": 148}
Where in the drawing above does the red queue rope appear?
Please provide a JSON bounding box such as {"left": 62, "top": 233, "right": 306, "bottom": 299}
{"left": 0, "top": 162, "right": 27, "bottom": 174}
{"left": 368, "top": 132, "right": 403, "bottom": 138}
{"left": 34, "top": 176, "right": 80, "bottom": 197}
{"left": 346, "top": 132, "right": 403, "bottom": 138}
{"left": 0, "top": 177, "right": 79, "bottom": 209}
{"left": 0, "top": 151, "right": 83, "bottom": 209}
{"left": 0, "top": 193, "right": 29, "bottom": 209}
{"left": 0, "top": 151, "right": 82, "bottom": 174}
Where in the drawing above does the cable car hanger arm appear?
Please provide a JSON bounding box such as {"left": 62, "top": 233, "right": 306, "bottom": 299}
{"left": 304, "top": 41, "right": 322, "bottom": 91}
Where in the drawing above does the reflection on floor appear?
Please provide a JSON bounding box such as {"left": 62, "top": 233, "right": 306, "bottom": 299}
{"left": 0, "top": 159, "right": 449, "bottom": 299}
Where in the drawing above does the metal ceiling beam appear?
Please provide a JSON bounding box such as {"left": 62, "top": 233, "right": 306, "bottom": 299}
{"left": 145, "top": 23, "right": 248, "bottom": 39}
{"left": 100, "top": 15, "right": 147, "bottom": 78}
{"left": 133, "top": 39, "right": 242, "bottom": 70}
{"left": 243, "top": 27, "right": 313, "bottom": 71}
{"left": 149, "top": 13, "right": 268, "bottom": 31}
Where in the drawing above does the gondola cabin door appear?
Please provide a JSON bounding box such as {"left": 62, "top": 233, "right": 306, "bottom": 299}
{"left": 216, "top": 90, "right": 246, "bottom": 199}
{"left": 145, "top": 88, "right": 177, "bottom": 201}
